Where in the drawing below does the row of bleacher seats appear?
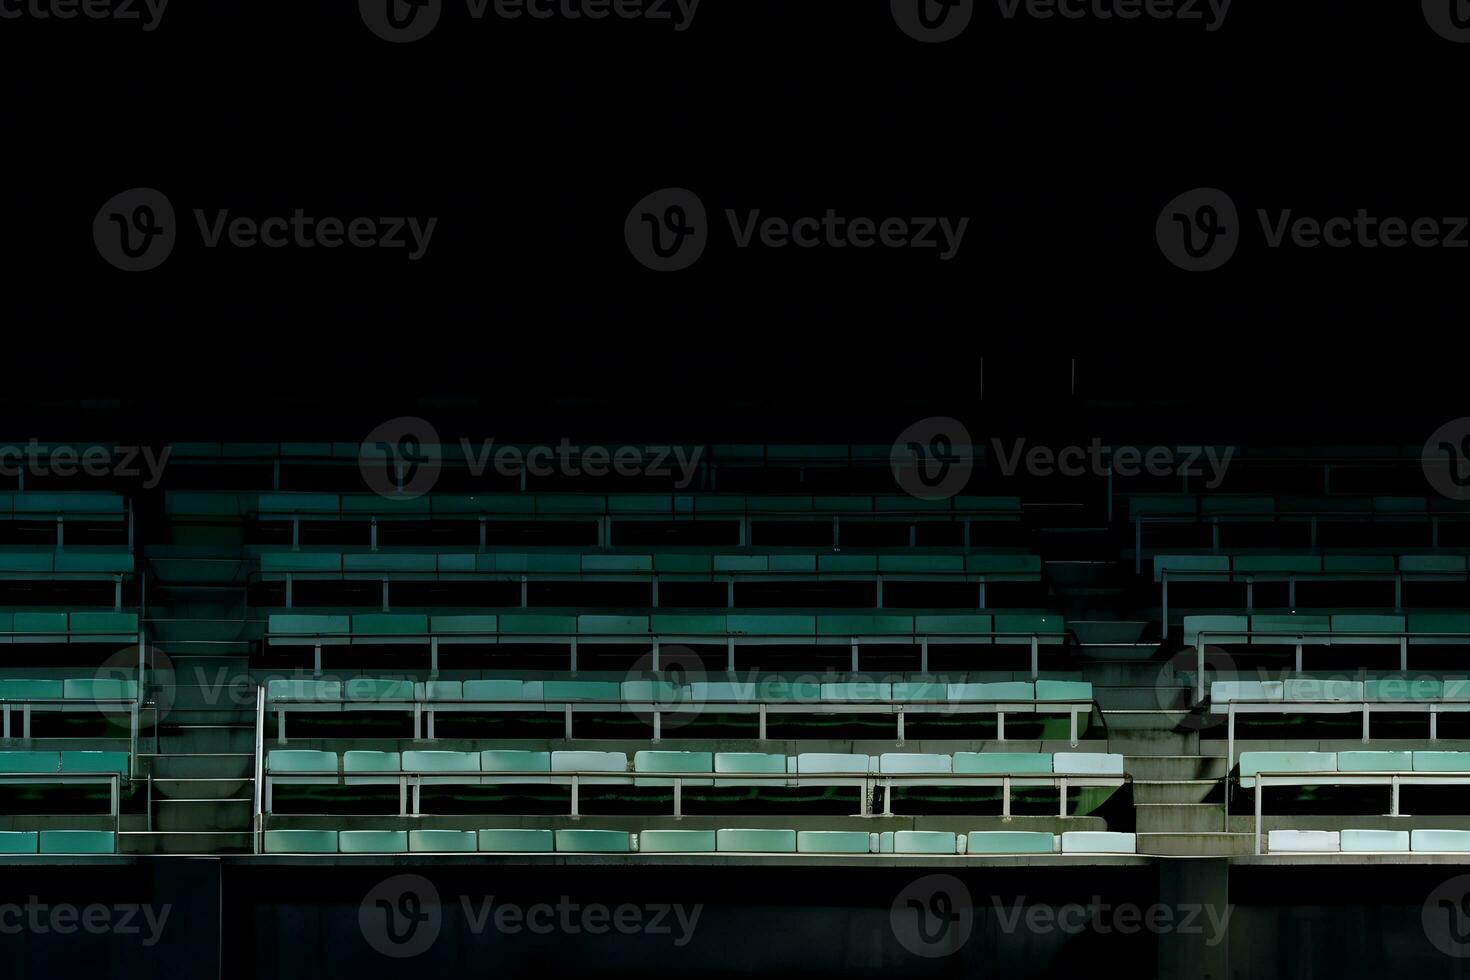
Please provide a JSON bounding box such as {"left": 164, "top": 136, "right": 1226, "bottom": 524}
{"left": 0, "top": 831, "right": 116, "bottom": 854}
{"left": 1213, "top": 678, "right": 1468, "bottom": 703}
{"left": 265, "top": 677, "right": 1092, "bottom": 704}
{"left": 1268, "top": 830, "right": 1470, "bottom": 853}
{"left": 1238, "top": 750, "right": 1470, "bottom": 783}
{"left": 181, "top": 492, "right": 1023, "bottom": 519}
{"left": 267, "top": 612, "right": 1064, "bottom": 638}
{"left": 0, "top": 613, "right": 139, "bottom": 640}
{"left": 261, "top": 551, "right": 1041, "bottom": 576}
{"left": 261, "top": 828, "right": 1138, "bottom": 855}
{"left": 266, "top": 749, "right": 1126, "bottom": 777}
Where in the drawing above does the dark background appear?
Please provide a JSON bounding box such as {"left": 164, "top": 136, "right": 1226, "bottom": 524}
{"left": 1, "top": 0, "right": 1464, "bottom": 392}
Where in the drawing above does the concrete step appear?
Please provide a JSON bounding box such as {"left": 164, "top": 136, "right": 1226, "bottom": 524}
{"left": 1131, "top": 779, "right": 1219, "bottom": 804}
{"left": 1136, "top": 803, "right": 1227, "bottom": 834}
{"left": 1094, "top": 687, "right": 1190, "bottom": 710}
{"left": 1124, "top": 755, "right": 1229, "bottom": 780}
{"left": 159, "top": 725, "right": 256, "bottom": 754}
{"left": 1070, "top": 621, "right": 1150, "bottom": 645}
{"left": 145, "top": 753, "right": 254, "bottom": 780}
{"left": 1102, "top": 721, "right": 1199, "bottom": 756}
{"left": 1136, "top": 832, "right": 1255, "bottom": 857}
{"left": 120, "top": 831, "right": 253, "bottom": 855}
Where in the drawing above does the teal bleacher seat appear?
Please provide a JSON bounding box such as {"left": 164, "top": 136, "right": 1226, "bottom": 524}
{"left": 38, "top": 831, "right": 115, "bottom": 854}
{"left": 895, "top": 831, "right": 955, "bottom": 854}
{"left": 966, "top": 831, "right": 1055, "bottom": 854}
{"left": 555, "top": 829, "right": 630, "bottom": 853}
{"left": 796, "top": 831, "right": 870, "bottom": 854}
{"left": 339, "top": 830, "right": 407, "bottom": 854}
{"left": 268, "top": 750, "right": 337, "bottom": 773}
{"left": 639, "top": 830, "right": 716, "bottom": 853}
{"left": 409, "top": 830, "right": 476, "bottom": 853}
{"left": 0, "top": 831, "right": 37, "bottom": 854}
{"left": 716, "top": 829, "right": 795, "bottom": 853}
{"left": 479, "top": 829, "right": 554, "bottom": 852}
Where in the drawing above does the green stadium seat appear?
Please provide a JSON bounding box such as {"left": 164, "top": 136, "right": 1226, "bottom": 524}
{"left": 343, "top": 752, "right": 399, "bottom": 781}
{"left": 339, "top": 830, "right": 407, "bottom": 854}
{"left": 916, "top": 615, "right": 992, "bottom": 635}
{"left": 639, "top": 830, "right": 716, "bottom": 853}
{"left": 59, "top": 752, "right": 128, "bottom": 774}
{"left": 994, "top": 613, "right": 1064, "bottom": 636}
{"left": 820, "top": 682, "right": 891, "bottom": 701}
{"left": 1400, "top": 555, "right": 1467, "bottom": 573}
{"left": 0, "top": 679, "right": 63, "bottom": 699}
{"left": 1059, "top": 832, "right": 1136, "bottom": 854}
{"left": 343, "top": 678, "right": 414, "bottom": 701}
{"left": 948, "top": 682, "right": 1033, "bottom": 701}
{"left": 0, "top": 831, "right": 37, "bottom": 853}
{"left": 953, "top": 753, "right": 1051, "bottom": 774}
{"left": 555, "top": 829, "right": 630, "bottom": 852}
{"left": 1268, "top": 831, "right": 1339, "bottom": 852}
{"left": 63, "top": 679, "right": 137, "bottom": 700}
{"left": 69, "top": 612, "right": 139, "bottom": 633}
{"left": 794, "top": 753, "right": 872, "bottom": 774}
{"left": 1211, "top": 681, "right": 1284, "bottom": 703}
{"left": 267, "top": 750, "right": 337, "bottom": 773}
{"left": 966, "top": 831, "right": 1055, "bottom": 854}
{"left": 1366, "top": 677, "right": 1443, "bottom": 700}
{"left": 1238, "top": 752, "right": 1336, "bottom": 784}
{"left": 430, "top": 615, "right": 498, "bottom": 634}
{"left": 1330, "top": 615, "right": 1405, "bottom": 642}
{"left": 268, "top": 614, "right": 349, "bottom": 636}
{"left": 1413, "top": 752, "right": 1470, "bottom": 771}
{"left": 894, "top": 831, "right": 955, "bottom": 854}
{"left": 1283, "top": 678, "right": 1364, "bottom": 701}
{"left": 1412, "top": 830, "right": 1470, "bottom": 852}
{"left": 478, "top": 829, "right": 554, "bottom": 852}
{"left": 652, "top": 614, "right": 726, "bottom": 634}
{"left": 409, "top": 830, "right": 476, "bottom": 853}
{"left": 726, "top": 615, "right": 814, "bottom": 636}
{"left": 266, "top": 680, "right": 341, "bottom": 701}
{"left": 1233, "top": 556, "right": 1321, "bottom": 574}
{"left": 1338, "top": 751, "right": 1411, "bottom": 771}
{"left": 349, "top": 613, "right": 429, "bottom": 635}
{"left": 38, "top": 831, "right": 115, "bottom": 854}
{"left": 0, "top": 752, "right": 60, "bottom": 773}
{"left": 1251, "top": 614, "right": 1330, "bottom": 644}
{"left": 261, "top": 553, "right": 341, "bottom": 573}
{"left": 716, "top": 829, "right": 795, "bottom": 852}
{"left": 498, "top": 615, "right": 576, "bottom": 634}
{"left": 1341, "top": 830, "right": 1409, "bottom": 852}
{"left": 1052, "top": 753, "right": 1123, "bottom": 776}
{"left": 462, "top": 680, "right": 527, "bottom": 700}
{"left": 403, "top": 751, "right": 478, "bottom": 773}
{"left": 479, "top": 752, "right": 550, "bottom": 780}
{"left": 1035, "top": 680, "right": 1092, "bottom": 701}
{"left": 879, "top": 753, "right": 950, "bottom": 774}
{"left": 1324, "top": 555, "right": 1395, "bottom": 573}
{"left": 796, "top": 831, "right": 870, "bottom": 854}
{"left": 621, "top": 680, "right": 681, "bottom": 702}
{"left": 892, "top": 681, "right": 946, "bottom": 701}
{"left": 551, "top": 751, "right": 628, "bottom": 773}
{"left": 578, "top": 615, "right": 649, "bottom": 634}
{"left": 633, "top": 751, "right": 712, "bottom": 786}
{"left": 542, "top": 681, "right": 618, "bottom": 701}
